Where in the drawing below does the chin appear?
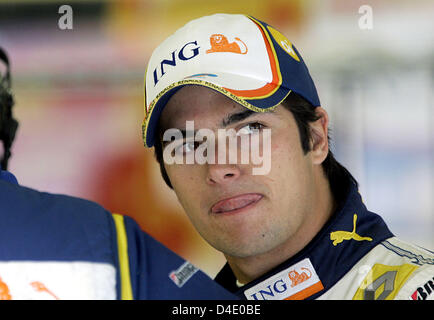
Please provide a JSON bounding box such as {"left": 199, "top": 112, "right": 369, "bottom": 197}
{"left": 214, "top": 233, "right": 279, "bottom": 259}
{"left": 225, "top": 245, "right": 274, "bottom": 259}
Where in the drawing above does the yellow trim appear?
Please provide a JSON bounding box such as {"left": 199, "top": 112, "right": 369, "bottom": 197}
{"left": 112, "top": 213, "right": 133, "bottom": 300}
{"left": 144, "top": 64, "right": 148, "bottom": 117}
{"left": 266, "top": 25, "right": 300, "bottom": 62}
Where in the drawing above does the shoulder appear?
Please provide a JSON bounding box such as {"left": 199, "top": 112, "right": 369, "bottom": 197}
{"left": 355, "top": 237, "right": 434, "bottom": 300}
{"left": 378, "top": 237, "right": 433, "bottom": 265}
{"left": 0, "top": 178, "right": 115, "bottom": 262}
{"left": 0, "top": 177, "right": 111, "bottom": 222}
{"left": 317, "top": 236, "right": 433, "bottom": 300}
{"left": 377, "top": 237, "right": 434, "bottom": 300}
{"left": 0, "top": 178, "right": 120, "bottom": 299}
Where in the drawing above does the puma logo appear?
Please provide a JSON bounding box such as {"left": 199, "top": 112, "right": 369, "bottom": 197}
{"left": 206, "top": 34, "right": 248, "bottom": 54}
{"left": 330, "top": 214, "right": 373, "bottom": 246}
{"left": 288, "top": 267, "right": 311, "bottom": 287}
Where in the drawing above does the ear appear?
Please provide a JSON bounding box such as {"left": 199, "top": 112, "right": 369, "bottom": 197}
{"left": 308, "top": 107, "right": 329, "bottom": 165}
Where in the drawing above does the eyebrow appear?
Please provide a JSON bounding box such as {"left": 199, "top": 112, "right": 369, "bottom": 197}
{"left": 161, "top": 108, "right": 271, "bottom": 144}
{"left": 180, "top": 109, "right": 259, "bottom": 134}
{"left": 221, "top": 109, "right": 257, "bottom": 127}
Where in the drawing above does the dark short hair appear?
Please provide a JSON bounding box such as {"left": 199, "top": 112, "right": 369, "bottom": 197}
{"left": 0, "top": 48, "right": 18, "bottom": 170}
{"left": 153, "top": 91, "right": 357, "bottom": 206}
{"left": 281, "top": 92, "right": 357, "bottom": 206}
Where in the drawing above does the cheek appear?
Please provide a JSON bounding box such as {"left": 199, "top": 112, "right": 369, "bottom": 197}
{"left": 269, "top": 133, "right": 300, "bottom": 172}
{"left": 166, "top": 163, "right": 197, "bottom": 181}
{"left": 165, "top": 165, "right": 204, "bottom": 212}
{"left": 268, "top": 133, "right": 312, "bottom": 195}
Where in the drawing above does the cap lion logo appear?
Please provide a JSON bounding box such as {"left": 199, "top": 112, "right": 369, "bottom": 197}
{"left": 206, "top": 34, "right": 248, "bottom": 54}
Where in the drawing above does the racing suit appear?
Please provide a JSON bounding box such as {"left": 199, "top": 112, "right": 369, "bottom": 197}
{"left": 215, "top": 180, "right": 434, "bottom": 300}
{"left": 0, "top": 170, "right": 237, "bottom": 300}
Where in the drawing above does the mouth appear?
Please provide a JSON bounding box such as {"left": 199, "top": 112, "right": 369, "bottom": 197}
{"left": 210, "top": 193, "right": 263, "bottom": 215}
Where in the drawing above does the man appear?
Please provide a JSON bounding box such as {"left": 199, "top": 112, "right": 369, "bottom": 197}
{"left": 142, "top": 13, "right": 434, "bottom": 300}
{"left": 0, "top": 47, "right": 236, "bottom": 300}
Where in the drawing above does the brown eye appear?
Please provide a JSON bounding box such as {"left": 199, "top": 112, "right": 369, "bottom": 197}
{"left": 175, "top": 141, "right": 201, "bottom": 154}
{"left": 237, "top": 122, "right": 265, "bottom": 136}
{"left": 248, "top": 122, "right": 264, "bottom": 131}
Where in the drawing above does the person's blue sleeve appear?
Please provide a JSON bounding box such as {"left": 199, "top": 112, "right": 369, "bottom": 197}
{"left": 121, "top": 215, "right": 238, "bottom": 300}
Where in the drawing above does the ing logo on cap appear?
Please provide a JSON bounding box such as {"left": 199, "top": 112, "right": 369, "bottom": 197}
{"left": 206, "top": 34, "right": 248, "bottom": 54}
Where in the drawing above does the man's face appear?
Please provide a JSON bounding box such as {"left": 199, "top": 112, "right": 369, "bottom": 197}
{"left": 159, "top": 85, "right": 318, "bottom": 259}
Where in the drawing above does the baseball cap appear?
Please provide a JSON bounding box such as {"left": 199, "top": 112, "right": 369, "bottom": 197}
{"left": 142, "top": 13, "right": 320, "bottom": 148}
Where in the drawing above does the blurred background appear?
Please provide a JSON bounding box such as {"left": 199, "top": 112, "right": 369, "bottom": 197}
{"left": 0, "top": 0, "right": 432, "bottom": 278}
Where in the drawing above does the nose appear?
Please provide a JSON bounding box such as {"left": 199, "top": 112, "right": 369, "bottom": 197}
{"left": 206, "top": 164, "right": 241, "bottom": 185}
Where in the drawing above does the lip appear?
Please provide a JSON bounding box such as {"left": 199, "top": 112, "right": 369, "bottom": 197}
{"left": 210, "top": 193, "right": 263, "bottom": 215}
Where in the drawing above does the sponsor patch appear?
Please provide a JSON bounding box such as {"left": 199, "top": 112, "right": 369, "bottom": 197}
{"left": 244, "top": 258, "right": 323, "bottom": 300}
{"left": 410, "top": 276, "right": 434, "bottom": 300}
{"left": 169, "top": 262, "right": 198, "bottom": 288}
{"left": 353, "top": 263, "right": 418, "bottom": 300}
{"left": 0, "top": 261, "right": 116, "bottom": 300}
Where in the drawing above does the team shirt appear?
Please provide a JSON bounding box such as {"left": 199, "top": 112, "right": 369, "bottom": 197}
{"left": 215, "top": 181, "right": 434, "bottom": 300}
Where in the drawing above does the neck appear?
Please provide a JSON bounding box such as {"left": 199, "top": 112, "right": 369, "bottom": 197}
{"left": 225, "top": 170, "right": 336, "bottom": 285}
